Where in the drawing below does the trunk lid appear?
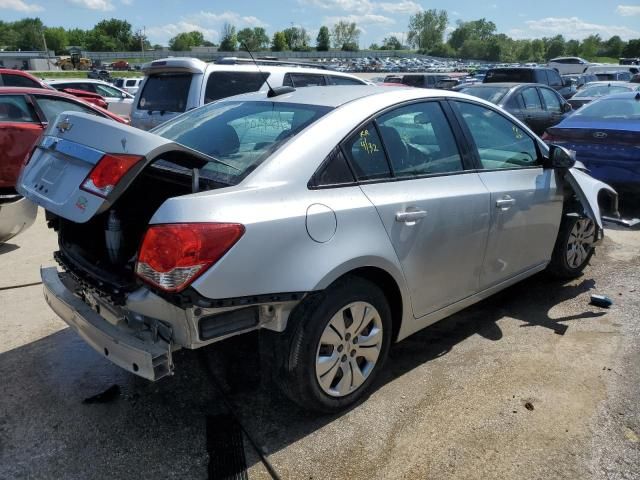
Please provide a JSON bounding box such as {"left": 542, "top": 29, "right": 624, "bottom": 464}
{"left": 17, "top": 111, "right": 202, "bottom": 223}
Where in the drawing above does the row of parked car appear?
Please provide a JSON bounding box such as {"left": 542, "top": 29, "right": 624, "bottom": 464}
{"left": 1, "top": 54, "right": 639, "bottom": 412}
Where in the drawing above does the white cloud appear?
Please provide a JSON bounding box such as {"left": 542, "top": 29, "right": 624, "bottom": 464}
{"left": 298, "top": 0, "right": 374, "bottom": 14}
{"left": 189, "top": 11, "right": 268, "bottom": 28}
{"left": 67, "top": 0, "right": 113, "bottom": 11}
{"left": 378, "top": 1, "right": 421, "bottom": 14}
{"left": 512, "top": 16, "right": 640, "bottom": 40}
{"left": 451, "top": 10, "right": 461, "bottom": 16}
{"left": 616, "top": 5, "right": 640, "bottom": 16}
{"left": 0, "top": 0, "right": 43, "bottom": 12}
{"left": 325, "top": 13, "right": 394, "bottom": 26}
{"left": 146, "top": 22, "right": 218, "bottom": 45}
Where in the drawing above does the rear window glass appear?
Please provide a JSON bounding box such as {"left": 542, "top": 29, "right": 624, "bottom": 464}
{"left": 204, "top": 71, "right": 268, "bottom": 104}
{"left": 152, "top": 101, "right": 331, "bottom": 184}
{"left": 283, "top": 73, "right": 326, "bottom": 88}
{"left": 572, "top": 97, "right": 640, "bottom": 122}
{"left": 138, "top": 73, "right": 191, "bottom": 112}
{"left": 402, "top": 76, "right": 424, "bottom": 87}
{"left": 34, "top": 95, "right": 100, "bottom": 122}
{"left": 328, "top": 76, "right": 364, "bottom": 86}
{"left": 575, "top": 85, "right": 633, "bottom": 98}
{"left": 2, "top": 74, "right": 40, "bottom": 88}
{"left": 459, "top": 86, "right": 509, "bottom": 103}
{"left": 484, "top": 69, "right": 533, "bottom": 83}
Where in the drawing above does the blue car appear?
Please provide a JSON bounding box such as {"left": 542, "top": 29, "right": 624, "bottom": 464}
{"left": 544, "top": 92, "right": 640, "bottom": 195}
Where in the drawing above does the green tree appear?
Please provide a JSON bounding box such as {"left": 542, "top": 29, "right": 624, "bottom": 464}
{"left": 565, "top": 39, "right": 580, "bottom": 56}
{"left": 12, "top": 18, "right": 44, "bottom": 50}
{"left": 602, "top": 35, "right": 625, "bottom": 58}
{"left": 271, "top": 31, "right": 287, "bottom": 51}
{"left": 331, "top": 21, "right": 360, "bottom": 50}
{"left": 283, "top": 26, "right": 310, "bottom": 51}
{"left": 545, "top": 35, "right": 565, "bottom": 60}
{"left": 237, "top": 27, "right": 269, "bottom": 51}
{"left": 622, "top": 39, "right": 640, "bottom": 57}
{"left": 130, "top": 30, "right": 151, "bottom": 52}
{"left": 66, "top": 28, "right": 87, "bottom": 48}
{"left": 381, "top": 36, "right": 402, "bottom": 50}
{"left": 580, "top": 34, "right": 601, "bottom": 59}
{"left": 92, "top": 18, "right": 133, "bottom": 50}
{"left": 316, "top": 26, "right": 330, "bottom": 51}
{"left": 407, "top": 9, "right": 448, "bottom": 52}
{"left": 44, "top": 27, "right": 68, "bottom": 54}
{"left": 0, "top": 21, "right": 19, "bottom": 50}
{"left": 169, "top": 31, "right": 205, "bottom": 51}
{"left": 219, "top": 23, "right": 237, "bottom": 51}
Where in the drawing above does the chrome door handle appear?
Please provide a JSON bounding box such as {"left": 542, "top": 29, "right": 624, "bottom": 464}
{"left": 395, "top": 210, "right": 427, "bottom": 222}
{"left": 496, "top": 196, "right": 516, "bottom": 209}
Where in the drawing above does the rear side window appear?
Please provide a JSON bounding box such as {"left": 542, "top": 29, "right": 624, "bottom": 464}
{"left": 546, "top": 70, "right": 563, "bottom": 87}
{"left": 540, "top": 88, "right": 562, "bottom": 113}
{"left": 0, "top": 95, "right": 38, "bottom": 123}
{"left": 138, "top": 73, "right": 192, "bottom": 112}
{"left": 54, "top": 83, "right": 96, "bottom": 93}
{"left": 453, "top": 101, "right": 539, "bottom": 170}
{"left": 310, "top": 148, "right": 355, "bottom": 187}
{"left": 402, "top": 76, "right": 424, "bottom": 87}
{"left": 125, "top": 79, "right": 137, "bottom": 87}
{"left": 34, "top": 96, "right": 99, "bottom": 122}
{"left": 1, "top": 74, "right": 40, "bottom": 88}
{"left": 204, "top": 72, "right": 268, "bottom": 103}
{"left": 342, "top": 122, "right": 390, "bottom": 180}
{"left": 94, "top": 84, "right": 122, "bottom": 97}
{"left": 283, "top": 73, "right": 326, "bottom": 88}
{"left": 376, "top": 102, "right": 463, "bottom": 176}
{"left": 328, "top": 76, "right": 364, "bottom": 86}
{"left": 521, "top": 87, "right": 542, "bottom": 109}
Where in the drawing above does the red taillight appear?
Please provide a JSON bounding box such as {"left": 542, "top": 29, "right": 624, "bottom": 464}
{"left": 135, "top": 223, "right": 245, "bottom": 292}
{"left": 81, "top": 153, "right": 143, "bottom": 198}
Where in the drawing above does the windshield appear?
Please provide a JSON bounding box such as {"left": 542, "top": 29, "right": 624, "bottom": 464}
{"left": 152, "top": 100, "right": 332, "bottom": 184}
{"left": 459, "top": 86, "right": 509, "bottom": 104}
{"left": 138, "top": 73, "right": 192, "bottom": 112}
{"left": 572, "top": 96, "right": 640, "bottom": 122}
{"left": 575, "top": 85, "right": 633, "bottom": 98}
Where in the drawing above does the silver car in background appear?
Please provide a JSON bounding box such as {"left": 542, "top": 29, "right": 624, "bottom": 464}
{"left": 18, "top": 86, "right": 617, "bottom": 412}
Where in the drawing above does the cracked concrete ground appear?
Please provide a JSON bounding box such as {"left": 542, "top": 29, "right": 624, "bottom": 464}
{"left": 0, "top": 208, "right": 638, "bottom": 480}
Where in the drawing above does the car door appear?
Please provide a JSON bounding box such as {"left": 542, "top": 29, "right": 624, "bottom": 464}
{"left": 346, "top": 101, "right": 491, "bottom": 318}
{"left": 0, "top": 94, "right": 43, "bottom": 189}
{"left": 449, "top": 99, "right": 563, "bottom": 290}
{"left": 93, "top": 83, "right": 132, "bottom": 118}
{"left": 538, "top": 86, "right": 566, "bottom": 132}
{"left": 519, "top": 86, "right": 546, "bottom": 135}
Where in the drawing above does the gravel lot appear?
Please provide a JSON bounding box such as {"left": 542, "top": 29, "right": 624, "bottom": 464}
{"left": 0, "top": 208, "right": 638, "bottom": 480}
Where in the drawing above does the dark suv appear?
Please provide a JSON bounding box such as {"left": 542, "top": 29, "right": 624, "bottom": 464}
{"left": 385, "top": 73, "right": 452, "bottom": 88}
{"left": 484, "top": 67, "right": 575, "bottom": 99}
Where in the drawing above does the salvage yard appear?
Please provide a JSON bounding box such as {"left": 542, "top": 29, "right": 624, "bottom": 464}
{"left": 1, "top": 208, "right": 638, "bottom": 480}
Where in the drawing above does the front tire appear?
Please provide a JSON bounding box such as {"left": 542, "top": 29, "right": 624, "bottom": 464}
{"left": 548, "top": 215, "right": 596, "bottom": 278}
{"left": 262, "top": 276, "right": 392, "bottom": 413}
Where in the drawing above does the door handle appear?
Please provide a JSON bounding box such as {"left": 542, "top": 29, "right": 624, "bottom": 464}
{"left": 395, "top": 210, "right": 427, "bottom": 223}
{"left": 496, "top": 196, "right": 516, "bottom": 209}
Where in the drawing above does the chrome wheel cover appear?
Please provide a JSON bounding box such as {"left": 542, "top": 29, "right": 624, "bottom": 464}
{"left": 566, "top": 218, "right": 596, "bottom": 268}
{"left": 315, "top": 301, "right": 383, "bottom": 397}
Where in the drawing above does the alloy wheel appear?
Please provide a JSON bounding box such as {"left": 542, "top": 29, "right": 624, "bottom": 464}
{"left": 315, "top": 301, "right": 383, "bottom": 397}
{"left": 566, "top": 218, "right": 596, "bottom": 268}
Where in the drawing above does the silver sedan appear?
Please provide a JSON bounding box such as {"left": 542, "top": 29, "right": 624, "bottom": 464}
{"left": 18, "top": 86, "right": 616, "bottom": 412}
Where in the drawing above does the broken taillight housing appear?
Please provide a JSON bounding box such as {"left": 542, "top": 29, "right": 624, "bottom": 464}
{"left": 81, "top": 153, "right": 143, "bottom": 198}
{"left": 135, "top": 223, "right": 245, "bottom": 293}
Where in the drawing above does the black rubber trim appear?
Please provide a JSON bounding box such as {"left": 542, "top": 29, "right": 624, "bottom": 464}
{"left": 157, "top": 286, "right": 309, "bottom": 309}
{"left": 198, "top": 307, "right": 259, "bottom": 341}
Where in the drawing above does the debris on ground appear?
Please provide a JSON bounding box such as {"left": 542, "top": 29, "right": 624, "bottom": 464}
{"left": 82, "top": 385, "right": 121, "bottom": 404}
{"left": 524, "top": 402, "right": 534, "bottom": 411}
{"left": 590, "top": 294, "right": 613, "bottom": 308}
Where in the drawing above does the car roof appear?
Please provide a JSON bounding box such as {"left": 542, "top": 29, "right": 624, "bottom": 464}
{"left": 584, "top": 81, "right": 636, "bottom": 86}
{"left": 47, "top": 78, "right": 114, "bottom": 85}
{"left": 219, "top": 85, "right": 475, "bottom": 109}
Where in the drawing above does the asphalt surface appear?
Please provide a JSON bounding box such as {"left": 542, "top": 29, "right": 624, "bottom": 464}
{"left": 0, "top": 207, "right": 639, "bottom": 480}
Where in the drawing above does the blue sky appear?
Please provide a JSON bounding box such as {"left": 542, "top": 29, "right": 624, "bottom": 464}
{"left": 1, "top": 0, "right": 639, "bottom": 46}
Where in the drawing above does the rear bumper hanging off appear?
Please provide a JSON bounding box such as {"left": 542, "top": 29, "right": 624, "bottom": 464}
{"left": 41, "top": 266, "right": 173, "bottom": 381}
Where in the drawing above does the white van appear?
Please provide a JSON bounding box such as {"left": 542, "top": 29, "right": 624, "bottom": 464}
{"left": 130, "top": 57, "right": 370, "bottom": 130}
{"left": 547, "top": 57, "right": 590, "bottom": 75}
{"left": 583, "top": 64, "right": 639, "bottom": 78}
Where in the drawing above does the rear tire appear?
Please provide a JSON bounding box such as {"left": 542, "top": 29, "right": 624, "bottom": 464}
{"left": 261, "top": 276, "right": 392, "bottom": 413}
{"left": 548, "top": 215, "right": 596, "bottom": 279}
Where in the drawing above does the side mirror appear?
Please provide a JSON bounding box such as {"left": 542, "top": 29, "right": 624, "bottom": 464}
{"left": 121, "top": 91, "right": 127, "bottom": 98}
{"left": 562, "top": 102, "right": 573, "bottom": 113}
{"left": 546, "top": 144, "right": 575, "bottom": 169}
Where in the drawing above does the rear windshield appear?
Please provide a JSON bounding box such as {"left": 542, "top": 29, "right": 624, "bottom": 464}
{"left": 575, "top": 85, "right": 633, "bottom": 98}
{"left": 459, "top": 86, "right": 509, "bottom": 103}
{"left": 152, "top": 100, "right": 332, "bottom": 184}
{"left": 138, "top": 73, "right": 192, "bottom": 112}
{"left": 484, "top": 69, "right": 533, "bottom": 83}
{"left": 572, "top": 97, "right": 640, "bottom": 122}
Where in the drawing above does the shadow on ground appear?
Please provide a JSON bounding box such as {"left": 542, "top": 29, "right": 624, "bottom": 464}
{"left": 0, "top": 271, "right": 606, "bottom": 479}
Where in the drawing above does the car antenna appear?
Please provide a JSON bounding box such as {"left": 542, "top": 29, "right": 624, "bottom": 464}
{"left": 241, "top": 42, "right": 295, "bottom": 98}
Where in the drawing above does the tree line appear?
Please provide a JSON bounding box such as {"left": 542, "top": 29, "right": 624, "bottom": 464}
{"left": 1, "top": 13, "right": 639, "bottom": 62}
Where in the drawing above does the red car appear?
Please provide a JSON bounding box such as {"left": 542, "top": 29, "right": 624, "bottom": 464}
{"left": 0, "top": 87, "right": 125, "bottom": 243}
{"left": 0, "top": 68, "right": 108, "bottom": 109}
